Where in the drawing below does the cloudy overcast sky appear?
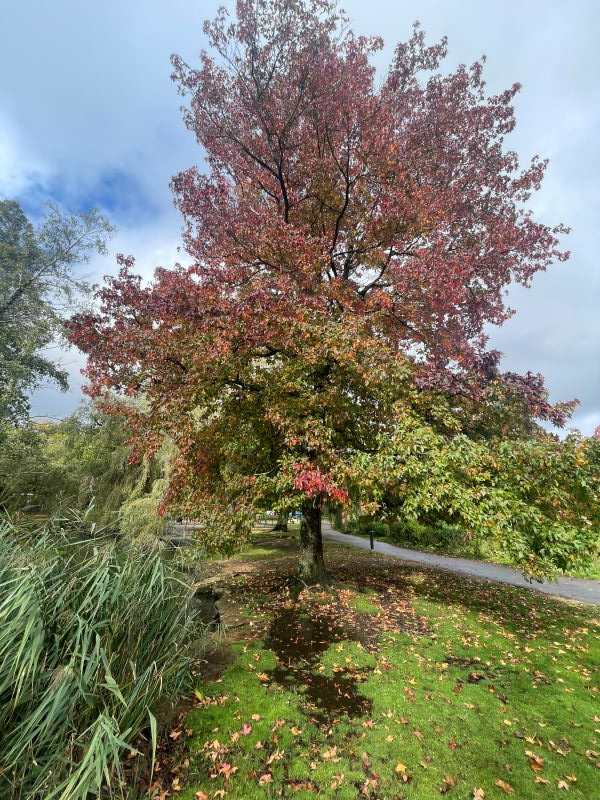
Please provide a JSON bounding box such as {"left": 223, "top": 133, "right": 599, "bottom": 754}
{"left": 1, "top": 0, "right": 598, "bottom": 433}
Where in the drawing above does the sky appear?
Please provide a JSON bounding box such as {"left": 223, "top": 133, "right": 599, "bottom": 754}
{"left": 1, "top": 0, "right": 598, "bottom": 434}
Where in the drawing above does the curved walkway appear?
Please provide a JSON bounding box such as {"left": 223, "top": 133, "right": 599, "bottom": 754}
{"left": 322, "top": 522, "right": 600, "bottom": 605}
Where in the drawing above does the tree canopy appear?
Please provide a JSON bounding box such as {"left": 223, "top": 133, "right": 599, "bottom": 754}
{"left": 69, "top": 0, "right": 588, "bottom": 582}
{"left": 0, "top": 200, "right": 114, "bottom": 426}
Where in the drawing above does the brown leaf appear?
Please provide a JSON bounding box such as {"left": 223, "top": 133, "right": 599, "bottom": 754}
{"left": 258, "top": 773, "right": 273, "bottom": 786}
{"left": 557, "top": 780, "right": 570, "bottom": 790}
{"left": 525, "top": 750, "right": 545, "bottom": 771}
{"left": 495, "top": 779, "right": 514, "bottom": 794}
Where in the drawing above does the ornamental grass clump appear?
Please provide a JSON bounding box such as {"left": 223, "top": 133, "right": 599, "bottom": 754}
{"left": 0, "top": 514, "right": 203, "bottom": 799}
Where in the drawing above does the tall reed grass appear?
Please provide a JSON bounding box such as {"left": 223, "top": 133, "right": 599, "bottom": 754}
{"left": 0, "top": 513, "right": 204, "bottom": 799}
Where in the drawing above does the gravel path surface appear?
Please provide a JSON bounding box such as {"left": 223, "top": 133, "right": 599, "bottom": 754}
{"left": 322, "top": 522, "right": 600, "bottom": 605}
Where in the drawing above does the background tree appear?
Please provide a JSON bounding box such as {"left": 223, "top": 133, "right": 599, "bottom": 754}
{"left": 0, "top": 401, "right": 167, "bottom": 531}
{"left": 70, "top": 0, "right": 577, "bottom": 582}
{"left": 0, "top": 200, "right": 114, "bottom": 427}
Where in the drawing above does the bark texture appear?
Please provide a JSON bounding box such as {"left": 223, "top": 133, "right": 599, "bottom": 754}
{"left": 298, "top": 501, "right": 327, "bottom": 584}
{"left": 272, "top": 511, "right": 289, "bottom": 532}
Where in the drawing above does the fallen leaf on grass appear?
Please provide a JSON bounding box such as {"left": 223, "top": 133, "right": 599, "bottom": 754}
{"left": 440, "top": 775, "right": 457, "bottom": 793}
{"left": 525, "top": 750, "right": 544, "bottom": 771}
{"left": 395, "top": 762, "right": 407, "bottom": 774}
{"left": 240, "top": 723, "right": 252, "bottom": 735}
{"left": 495, "top": 779, "right": 514, "bottom": 794}
{"left": 266, "top": 749, "right": 284, "bottom": 765}
{"left": 259, "top": 773, "right": 273, "bottom": 785}
{"left": 330, "top": 773, "right": 345, "bottom": 790}
{"left": 535, "top": 777, "right": 550, "bottom": 785}
{"left": 322, "top": 746, "right": 340, "bottom": 762}
{"left": 257, "top": 673, "right": 269, "bottom": 682}
{"left": 473, "top": 790, "right": 485, "bottom": 799}
{"left": 194, "top": 792, "right": 208, "bottom": 800}
{"left": 557, "top": 780, "right": 570, "bottom": 790}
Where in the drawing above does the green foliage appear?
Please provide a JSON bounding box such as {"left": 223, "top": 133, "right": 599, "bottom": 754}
{"left": 0, "top": 200, "right": 114, "bottom": 424}
{"left": 119, "top": 480, "right": 168, "bottom": 546}
{"left": 345, "top": 517, "right": 390, "bottom": 540}
{"left": 0, "top": 402, "right": 166, "bottom": 528}
{"left": 0, "top": 512, "right": 204, "bottom": 800}
{"left": 350, "top": 401, "right": 600, "bottom": 577}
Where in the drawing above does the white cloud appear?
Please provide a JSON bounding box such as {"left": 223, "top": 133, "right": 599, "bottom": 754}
{"left": 0, "top": 114, "right": 49, "bottom": 197}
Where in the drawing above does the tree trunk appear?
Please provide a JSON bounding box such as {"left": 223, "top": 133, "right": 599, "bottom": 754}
{"left": 298, "top": 500, "right": 328, "bottom": 584}
{"left": 272, "top": 510, "right": 288, "bottom": 532}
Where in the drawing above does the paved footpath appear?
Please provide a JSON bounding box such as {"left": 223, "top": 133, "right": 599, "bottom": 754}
{"left": 321, "top": 521, "right": 600, "bottom": 606}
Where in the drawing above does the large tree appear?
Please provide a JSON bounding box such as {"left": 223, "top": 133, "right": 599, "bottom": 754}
{"left": 69, "top": 0, "right": 577, "bottom": 582}
{"left": 0, "top": 200, "right": 114, "bottom": 426}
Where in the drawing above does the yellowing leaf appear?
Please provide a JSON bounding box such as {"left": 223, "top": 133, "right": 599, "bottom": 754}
{"left": 395, "top": 762, "right": 407, "bottom": 774}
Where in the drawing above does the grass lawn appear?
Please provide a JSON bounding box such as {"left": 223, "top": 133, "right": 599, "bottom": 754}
{"left": 164, "top": 533, "right": 599, "bottom": 800}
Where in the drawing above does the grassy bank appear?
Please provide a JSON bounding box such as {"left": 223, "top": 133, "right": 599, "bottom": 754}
{"left": 170, "top": 533, "right": 599, "bottom": 800}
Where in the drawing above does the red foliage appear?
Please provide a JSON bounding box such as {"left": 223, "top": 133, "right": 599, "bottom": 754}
{"left": 292, "top": 463, "right": 349, "bottom": 505}
{"left": 67, "top": 1, "right": 573, "bottom": 518}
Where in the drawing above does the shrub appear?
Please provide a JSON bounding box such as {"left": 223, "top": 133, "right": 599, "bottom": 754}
{"left": 364, "top": 520, "right": 390, "bottom": 539}
{"left": 0, "top": 513, "right": 204, "bottom": 799}
{"left": 345, "top": 517, "right": 390, "bottom": 539}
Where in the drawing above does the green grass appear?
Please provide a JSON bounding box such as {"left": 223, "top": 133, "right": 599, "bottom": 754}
{"left": 174, "top": 541, "right": 600, "bottom": 800}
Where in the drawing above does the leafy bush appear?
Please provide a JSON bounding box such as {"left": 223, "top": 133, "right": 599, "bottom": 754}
{"left": 0, "top": 513, "right": 204, "bottom": 800}
{"left": 344, "top": 517, "right": 390, "bottom": 539}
